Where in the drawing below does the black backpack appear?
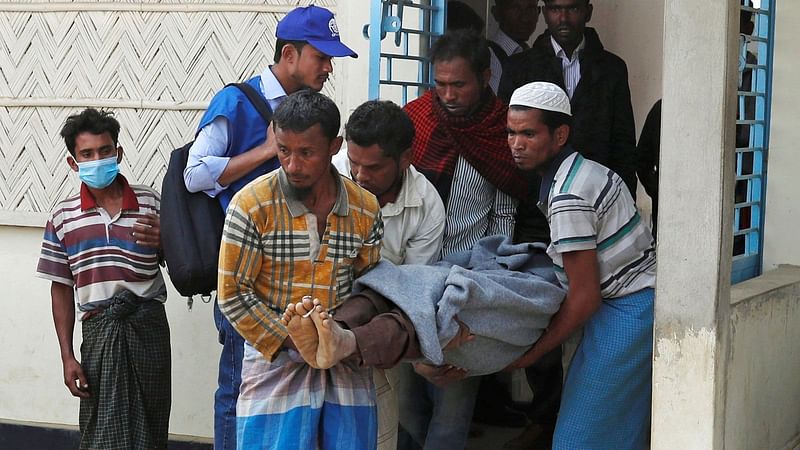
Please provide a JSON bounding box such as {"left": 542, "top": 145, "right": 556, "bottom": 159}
{"left": 160, "top": 82, "right": 273, "bottom": 298}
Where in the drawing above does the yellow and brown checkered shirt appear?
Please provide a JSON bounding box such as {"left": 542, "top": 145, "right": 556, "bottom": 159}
{"left": 218, "top": 168, "right": 383, "bottom": 360}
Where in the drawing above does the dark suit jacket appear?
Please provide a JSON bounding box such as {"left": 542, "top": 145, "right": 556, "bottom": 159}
{"left": 498, "top": 28, "right": 638, "bottom": 198}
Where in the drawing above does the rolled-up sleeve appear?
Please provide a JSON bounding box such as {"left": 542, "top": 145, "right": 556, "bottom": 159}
{"left": 184, "top": 116, "right": 231, "bottom": 197}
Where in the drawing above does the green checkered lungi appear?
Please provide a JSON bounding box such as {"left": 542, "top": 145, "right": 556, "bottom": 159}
{"left": 78, "top": 291, "right": 171, "bottom": 450}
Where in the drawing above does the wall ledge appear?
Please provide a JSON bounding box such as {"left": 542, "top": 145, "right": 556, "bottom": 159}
{"left": 0, "top": 211, "right": 48, "bottom": 228}
{"left": 730, "top": 264, "right": 800, "bottom": 306}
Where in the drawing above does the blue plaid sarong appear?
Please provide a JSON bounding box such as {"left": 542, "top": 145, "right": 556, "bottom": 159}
{"left": 553, "top": 288, "right": 654, "bottom": 450}
{"left": 236, "top": 343, "right": 377, "bottom": 450}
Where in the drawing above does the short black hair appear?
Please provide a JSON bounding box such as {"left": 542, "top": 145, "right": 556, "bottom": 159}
{"left": 60, "top": 108, "right": 121, "bottom": 156}
{"left": 274, "top": 39, "right": 307, "bottom": 63}
{"left": 345, "top": 100, "right": 415, "bottom": 160}
{"left": 446, "top": 1, "right": 485, "bottom": 33}
{"left": 430, "top": 29, "right": 490, "bottom": 81}
{"left": 272, "top": 90, "right": 340, "bottom": 141}
{"left": 509, "top": 105, "right": 573, "bottom": 134}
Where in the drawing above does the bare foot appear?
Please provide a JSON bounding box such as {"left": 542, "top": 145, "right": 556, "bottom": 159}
{"left": 284, "top": 296, "right": 321, "bottom": 369}
{"left": 309, "top": 305, "right": 357, "bottom": 369}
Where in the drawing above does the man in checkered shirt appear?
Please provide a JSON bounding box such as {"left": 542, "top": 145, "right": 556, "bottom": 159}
{"left": 217, "top": 90, "right": 384, "bottom": 450}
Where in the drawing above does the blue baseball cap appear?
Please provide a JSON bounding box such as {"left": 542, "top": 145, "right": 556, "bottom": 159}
{"left": 276, "top": 5, "right": 358, "bottom": 58}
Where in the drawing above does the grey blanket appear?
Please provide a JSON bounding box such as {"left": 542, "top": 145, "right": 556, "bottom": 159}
{"left": 353, "top": 235, "right": 565, "bottom": 376}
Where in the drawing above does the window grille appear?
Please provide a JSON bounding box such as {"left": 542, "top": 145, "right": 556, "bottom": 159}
{"left": 366, "top": 0, "right": 446, "bottom": 104}
{"left": 732, "top": 0, "right": 775, "bottom": 283}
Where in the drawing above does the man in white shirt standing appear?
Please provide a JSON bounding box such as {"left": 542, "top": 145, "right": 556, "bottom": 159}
{"left": 488, "top": 0, "right": 540, "bottom": 93}
{"left": 333, "top": 99, "right": 446, "bottom": 450}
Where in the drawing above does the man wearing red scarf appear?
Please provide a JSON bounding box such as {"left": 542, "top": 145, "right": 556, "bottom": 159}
{"left": 398, "top": 30, "right": 527, "bottom": 450}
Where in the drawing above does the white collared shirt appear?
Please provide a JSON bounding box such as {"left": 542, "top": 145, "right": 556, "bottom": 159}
{"left": 333, "top": 152, "right": 446, "bottom": 265}
{"left": 184, "top": 66, "right": 288, "bottom": 196}
{"left": 550, "top": 36, "right": 586, "bottom": 99}
{"left": 489, "top": 29, "right": 526, "bottom": 94}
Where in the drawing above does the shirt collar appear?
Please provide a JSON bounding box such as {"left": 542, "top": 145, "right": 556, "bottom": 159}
{"left": 261, "top": 66, "right": 288, "bottom": 102}
{"left": 538, "top": 146, "right": 577, "bottom": 206}
{"left": 381, "top": 167, "right": 423, "bottom": 217}
{"left": 278, "top": 167, "right": 350, "bottom": 218}
{"left": 550, "top": 35, "right": 586, "bottom": 62}
{"left": 492, "top": 29, "right": 525, "bottom": 56}
{"left": 80, "top": 174, "right": 139, "bottom": 212}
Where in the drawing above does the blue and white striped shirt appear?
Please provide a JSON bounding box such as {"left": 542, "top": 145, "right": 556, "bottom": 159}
{"left": 539, "top": 147, "right": 655, "bottom": 298}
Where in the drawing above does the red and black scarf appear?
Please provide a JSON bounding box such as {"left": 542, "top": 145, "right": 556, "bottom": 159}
{"left": 403, "top": 89, "right": 527, "bottom": 201}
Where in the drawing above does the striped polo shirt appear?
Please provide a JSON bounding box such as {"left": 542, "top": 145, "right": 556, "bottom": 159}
{"left": 35, "top": 176, "right": 167, "bottom": 318}
{"left": 538, "top": 147, "right": 655, "bottom": 298}
{"left": 218, "top": 167, "right": 384, "bottom": 360}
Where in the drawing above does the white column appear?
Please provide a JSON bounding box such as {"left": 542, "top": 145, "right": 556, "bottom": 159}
{"left": 652, "top": 0, "right": 739, "bottom": 448}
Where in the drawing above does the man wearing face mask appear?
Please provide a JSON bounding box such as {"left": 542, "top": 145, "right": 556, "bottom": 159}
{"left": 182, "top": 6, "right": 358, "bottom": 449}
{"left": 36, "top": 108, "right": 170, "bottom": 450}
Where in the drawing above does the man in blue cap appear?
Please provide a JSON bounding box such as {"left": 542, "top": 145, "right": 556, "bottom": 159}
{"left": 182, "top": 6, "right": 356, "bottom": 449}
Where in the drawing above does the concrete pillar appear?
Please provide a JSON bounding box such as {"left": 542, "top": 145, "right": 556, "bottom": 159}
{"left": 652, "top": 1, "right": 739, "bottom": 449}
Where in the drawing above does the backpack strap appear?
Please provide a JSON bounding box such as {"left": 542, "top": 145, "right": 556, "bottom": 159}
{"left": 227, "top": 82, "right": 273, "bottom": 123}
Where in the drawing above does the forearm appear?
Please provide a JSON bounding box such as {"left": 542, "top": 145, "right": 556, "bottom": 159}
{"left": 50, "top": 283, "right": 76, "bottom": 361}
{"left": 217, "top": 141, "right": 275, "bottom": 186}
{"left": 511, "top": 249, "right": 602, "bottom": 369}
{"left": 218, "top": 286, "right": 287, "bottom": 359}
{"left": 519, "top": 296, "right": 598, "bottom": 367}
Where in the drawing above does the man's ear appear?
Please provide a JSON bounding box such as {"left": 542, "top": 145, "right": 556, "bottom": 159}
{"left": 398, "top": 148, "right": 412, "bottom": 171}
{"left": 281, "top": 44, "right": 298, "bottom": 64}
{"left": 556, "top": 124, "right": 570, "bottom": 146}
{"left": 66, "top": 155, "right": 78, "bottom": 172}
{"left": 330, "top": 136, "right": 344, "bottom": 156}
{"left": 585, "top": 3, "right": 593, "bottom": 23}
{"left": 482, "top": 67, "right": 492, "bottom": 89}
{"left": 116, "top": 146, "right": 124, "bottom": 163}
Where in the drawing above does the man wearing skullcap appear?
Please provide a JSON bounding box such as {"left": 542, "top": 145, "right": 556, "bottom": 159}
{"left": 505, "top": 81, "right": 656, "bottom": 450}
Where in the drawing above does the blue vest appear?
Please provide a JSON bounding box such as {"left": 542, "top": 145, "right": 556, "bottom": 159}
{"left": 197, "top": 75, "right": 279, "bottom": 212}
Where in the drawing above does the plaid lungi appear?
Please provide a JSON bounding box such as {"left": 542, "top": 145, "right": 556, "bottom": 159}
{"left": 553, "top": 288, "right": 654, "bottom": 450}
{"left": 78, "top": 292, "right": 171, "bottom": 450}
{"left": 237, "top": 343, "right": 377, "bottom": 450}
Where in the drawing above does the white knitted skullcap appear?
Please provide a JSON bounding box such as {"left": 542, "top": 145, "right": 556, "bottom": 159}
{"left": 509, "top": 82, "right": 571, "bottom": 116}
